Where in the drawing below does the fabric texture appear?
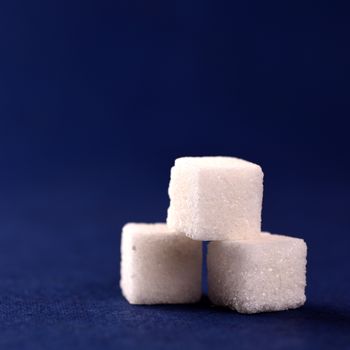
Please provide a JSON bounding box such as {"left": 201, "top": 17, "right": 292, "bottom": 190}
{"left": 0, "top": 184, "right": 349, "bottom": 350}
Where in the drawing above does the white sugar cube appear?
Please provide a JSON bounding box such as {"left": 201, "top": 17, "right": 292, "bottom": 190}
{"left": 167, "top": 156, "right": 263, "bottom": 240}
{"left": 207, "top": 233, "right": 307, "bottom": 313}
{"left": 120, "top": 223, "right": 202, "bottom": 304}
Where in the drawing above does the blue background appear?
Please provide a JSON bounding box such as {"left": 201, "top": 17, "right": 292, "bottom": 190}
{"left": 0, "top": 1, "right": 349, "bottom": 349}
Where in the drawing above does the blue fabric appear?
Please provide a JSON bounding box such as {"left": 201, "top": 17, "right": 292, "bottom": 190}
{"left": 0, "top": 0, "right": 350, "bottom": 349}
{"left": 1, "top": 183, "right": 349, "bottom": 349}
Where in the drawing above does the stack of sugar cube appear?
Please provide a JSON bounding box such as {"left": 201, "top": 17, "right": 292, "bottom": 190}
{"left": 120, "top": 157, "right": 307, "bottom": 314}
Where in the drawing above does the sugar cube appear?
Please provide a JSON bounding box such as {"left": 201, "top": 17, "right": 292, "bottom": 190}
{"left": 207, "top": 233, "right": 307, "bottom": 313}
{"left": 120, "top": 223, "right": 202, "bottom": 304}
{"left": 167, "top": 156, "right": 263, "bottom": 240}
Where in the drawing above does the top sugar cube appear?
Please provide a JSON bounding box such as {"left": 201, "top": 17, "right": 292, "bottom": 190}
{"left": 167, "top": 156, "right": 264, "bottom": 241}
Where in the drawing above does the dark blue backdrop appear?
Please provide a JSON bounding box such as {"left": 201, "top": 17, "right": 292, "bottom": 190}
{"left": 0, "top": 1, "right": 349, "bottom": 349}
